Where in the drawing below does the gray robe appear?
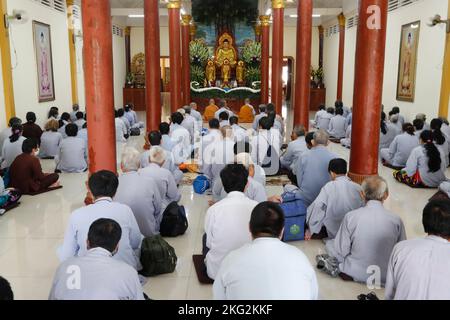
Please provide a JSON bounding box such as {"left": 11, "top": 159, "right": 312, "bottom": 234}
{"left": 212, "top": 176, "right": 267, "bottom": 203}
{"left": 55, "top": 137, "right": 88, "bottom": 173}
{"left": 379, "top": 122, "right": 400, "bottom": 150}
{"left": 326, "top": 200, "right": 406, "bottom": 285}
{"left": 385, "top": 236, "right": 450, "bottom": 300}
{"left": 380, "top": 133, "right": 419, "bottom": 167}
{"left": 39, "top": 131, "right": 63, "bottom": 158}
{"left": 140, "top": 149, "right": 183, "bottom": 184}
{"left": 280, "top": 136, "right": 307, "bottom": 171}
{"left": 328, "top": 115, "right": 347, "bottom": 139}
{"left": 404, "top": 146, "right": 447, "bottom": 187}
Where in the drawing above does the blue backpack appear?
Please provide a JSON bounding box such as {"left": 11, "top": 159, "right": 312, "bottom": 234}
{"left": 193, "top": 175, "right": 210, "bottom": 194}
{"left": 279, "top": 191, "right": 307, "bottom": 242}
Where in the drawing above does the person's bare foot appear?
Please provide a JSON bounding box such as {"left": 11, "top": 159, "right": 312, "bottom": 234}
{"left": 304, "top": 229, "right": 312, "bottom": 241}
{"left": 268, "top": 195, "right": 283, "bottom": 203}
{"left": 50, "top": 182, "right": 60, "bottom": 188}
{"left": 208, "top": 199, "right": 216, "bottom": 207}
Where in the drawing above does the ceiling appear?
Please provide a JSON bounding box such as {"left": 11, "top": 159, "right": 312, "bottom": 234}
{"left": 110, "top": 0, "right": 345, "bottom": 27}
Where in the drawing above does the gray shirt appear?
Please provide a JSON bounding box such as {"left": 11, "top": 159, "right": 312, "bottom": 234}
{"left": 326, "top": 201, "right": 406, "bottom": 285}
{"left": 385, "top": 236, "right": 450, "bottom": 300}
{"left": 380, "top": 122, "right": 400, "bottom": 149}
{"left": 328, "top": 115, "right": 347, "bottom": 139}
{"left": 55, "top": 137, "right": 88, "bottom": 173}
{"left": 1, "top": 136, "right": 26, "bottom": 169}
{"left": 50, "top": 247, "right": 144, "bottom": 300}
{"left": 317, "top": 113, "right": 333, "bottom": 131}
{"left": 114, "top": 171, "right": 163, "bottom": 237}
{"left": 140, "top": 148, "right": 183, "bottom": 185}
{"left": 212, "top": 176, "right": 267, "bottom": 203}
{"left": 0, "top": 128, "right": 12, "bottom": 153}
{"left": 383, "top": 133, "right": 419, "bottom": 167}
{"left": 39, "top": 131, "right": 63, "bottom": 158}
{"left": 404, "top": 145, "right": 447, "bottom": 187}
{"left": 252, "top": 112, "right": 267, "bottom": 131}
{"left": 280, "top": 136, "right": 307, "bottom": 171}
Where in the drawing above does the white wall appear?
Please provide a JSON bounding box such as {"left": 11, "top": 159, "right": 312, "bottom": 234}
{"left": 0, "top": 50, "right": 7, "bottom": 128}
{"left": 131, "top": 26, "right": 170, "bottom": 58}
{"left": 324, "top": 0, "right": 448, "bottom": 121}
{"left": 112, "top": 18, "right": 126, "bottom": 107}
{"left": 7, "top": 0, "right": 73, "bottom": 127}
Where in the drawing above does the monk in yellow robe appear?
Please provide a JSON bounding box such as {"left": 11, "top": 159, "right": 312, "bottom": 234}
{"left": 238, "top": 98, "right": 256, "bottom": 123}
{"left": 204, "top": 99, "right": 219, "bottom": 121}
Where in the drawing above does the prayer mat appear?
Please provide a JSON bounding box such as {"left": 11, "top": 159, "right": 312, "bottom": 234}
{"left": 192, "top": 255, "right": 214, "bottom": 284}
{"left": 180, "top": 172, "right": 290, "bottom": 187}
{"left": 26, "top": 185, "right": 63, "bottom": 196}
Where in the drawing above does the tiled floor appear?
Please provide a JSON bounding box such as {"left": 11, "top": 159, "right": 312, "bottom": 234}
{"left": 0, "top": 131, "right": 441, "bottom": 300}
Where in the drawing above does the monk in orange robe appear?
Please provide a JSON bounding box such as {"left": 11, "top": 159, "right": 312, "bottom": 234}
{"left": 204, "top": 98, "right": 219, "bottom": 121}
{"left": 238, "top": 98, "right": 255, "bottom": 123}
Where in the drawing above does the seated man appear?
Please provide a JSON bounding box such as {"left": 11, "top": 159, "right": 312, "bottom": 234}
{"left": 218, "top": 111, "right": 230, "bottom": 128}
{"left": 138, "top": 146, "right": 181, "bottom": 212}
{"left": 50, "top": 218, "right": 144, "bottom": 300}
{"left": 115, "top": 148, "right": 162, "bottom": 237}
{"left": 413, "top": 118, "right": 425, "bottom": 138}
{"left": 9, "top": 138, "right": 60, "bottom": 194}
{"left": 317, "top": 108, "right": 334, "bottom": 131}
{"left": 252, "top": 104, "right": 267, "bottom": 131}
{"left": 55, "top": 124, "right": 88, "bottom": 173}
{"left": 238, "top": 98, "right": 255, "bottom": 123}
{"left": 229, "top": 116, "right": 246, "bottom": 142}
{"left": 214, "top": 99, "right": 234, "bottom": 120}
{"left": 70, "top": 104, "right": 80, "bottom": 122}
{"left": 181, "top": 106, "right": 196, "bottom": 144}
{"left": 204, "top": 164, "right": 258, "bottom": 280}
{"left": 306, "top": 159, "right": 364, "bottom": 240}
{"left": 311, "top": 105, "right": 326, "bottom": 129}
{"left": 159, "top": 122, "right": 175, "bottom": 152}
{"left": 141, "top": 131, "right": 183, "bottom": 184}
{"left": 321, "top": 176, "right": 406, "bottom": 285}
{"left": 250, "top": 116, "right": 281, "bottom": 176}
{"left": 204, "top": 99, "right": 219, "bottom": 122}
{"left": 74, "top": 111, "right": 86, "bottom": 130}
{"left": 189, "top": 102, "right": 203, "bottom": 128}
{"left": 280, "top": 125, "right": 307, "bottom": 172}
{"left": 385, "top": 200, "right": 450, "bottom": 300}
{"left": 59, "top": 170, "right": 142, "bottom": 270}
{"left": 214, "top": 202, "right": 318, "bottom": 300}
{"left": 328, "top": 107, "right": 347, "bottom": 139}
{"left": 115, "top": 110, "right": 128, "bottom": 143}
{"left": 170, "top": 112, "right": 191, "bottom": 164}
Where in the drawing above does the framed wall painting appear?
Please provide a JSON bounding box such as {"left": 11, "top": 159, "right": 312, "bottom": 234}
{"left": 396, "top": 21, "right": 420, "bottom": 102}
{"left": 33, "top": 21, "right": 55, "bottom": 102}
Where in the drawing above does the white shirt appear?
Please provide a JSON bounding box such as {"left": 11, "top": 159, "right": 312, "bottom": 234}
{"left": 231, "top": 124, "right": 247, "bottom": 142}
{"left": 74, "top": 119, "right": 86, "bottom": 131}
{"left": 280, "top": 136, "right": 307, "bottom": 171}
{"left": 1, "top": 136, "right": 26, "bottom": 169}
{"left": 170, "top": 123, "right": 191, "bottom": 164}
{"left": 115, "top": 118, "right": 127, "bottom": 142}
{"left": 49, "top": 247, "right": 145, "bottom": 300}
{"left": 59, "top": 198, "right": 143, "bottom": 270}
{"left": 181, "top": 114, "right": 196, "bottom": 144}
{"left": 328, "top": 115, "right": 347, "bottom": 139}
{"left": 39, "top": 131, "right": 63, "bottom": 158}
{"left": 55, "top": 137, "right": 88, "bottom": 173}
{"left": 204, "top": 192, "right": 258, "bottom": 279}
{"left": 214, "top": 238, "right": 319, "bottom": 300}
{"left": 215, "top": 107, "right": 234, "bottom": 120}
{"left": 0, "top": 128, "right": 12, "bottom": 153}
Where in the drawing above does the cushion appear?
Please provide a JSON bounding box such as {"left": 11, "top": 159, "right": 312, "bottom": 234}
{"left": 192, "top": 255, "right": 214, "bottom": 284}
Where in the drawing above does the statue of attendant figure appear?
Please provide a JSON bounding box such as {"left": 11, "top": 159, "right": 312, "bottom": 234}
{"left": 205, "top": 59, "right": 216, "bottom": 87}
{"left": 222, "top": 59, "right": 231, "bottom": 87}
{"left": 236, "top": 61, "right": 245, "bottom": 86}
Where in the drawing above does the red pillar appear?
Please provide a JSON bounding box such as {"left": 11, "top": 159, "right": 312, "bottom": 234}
{"left": 349, "top": 0, "right": 388, "bottom": 184}
{"left": 181, "top": 14, "right": 192, "bottom": 106}
{"left": 168, "top": 0, "right": 182, "bottom": 113}
{"left": 271, "top": 0, "right": 284, "bottom": 115}
{"left": 293, "top": 0, "right": 312, "bottom": 129}
{"left": 81, "top": 0, "right": 116, "bottom": 174}
{"left": 144, "top": 0, "right": 162, "bottom": 133}
{"left": 260, "top": 15, "right": 271, "bottom": 105}
{"left": 336, "top": 13, "right": 346, "bottom": 102}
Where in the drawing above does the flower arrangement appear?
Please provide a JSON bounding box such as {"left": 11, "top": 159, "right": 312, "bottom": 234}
{"left": 245, "top": 66, "right": 261, "bottom": 87}
{"left": 189, "top": 39, "right": 210, "bottom": 67}
{"left": 241, "top": 41, "right": 261, "bottom": 68}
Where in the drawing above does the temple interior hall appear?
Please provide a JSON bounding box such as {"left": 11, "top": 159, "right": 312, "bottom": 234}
{"left": 0, "top": 0, "right": 449, "bottom": 301}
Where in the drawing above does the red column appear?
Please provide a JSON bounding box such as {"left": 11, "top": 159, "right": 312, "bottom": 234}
{"left": 168, "top": 0, "right": 182, "bottom": 112}
{"left": 181, "top": 14, "right": 192, "bottom": 106}
{"left": 293, "top": 0, "right": 313, "bottom": 129}
{"left": 81, "top": 0, "right": 116, "bottom": 174}
{"left": 349, "top": 0, "right": 388, "bottom": 183}
{"left": 271, "top": 0, "right": 284, "bottom": 114}
{"left": 144, "top": 0, "right": 162, "bottom": 133}
{"left": 336, "top": 13, "right": 346, "bottom": 102}
{"left": 260, "top": 15, "right": 271, "bottom": 105}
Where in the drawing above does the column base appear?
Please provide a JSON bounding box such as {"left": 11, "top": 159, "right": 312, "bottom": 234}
{"left": 348, "top": 172, "right": 378, "bottom": 185}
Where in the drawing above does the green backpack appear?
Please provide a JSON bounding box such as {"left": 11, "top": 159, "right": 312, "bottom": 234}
{"left": 140, "top": 235, "right": 177, "bottom": 277}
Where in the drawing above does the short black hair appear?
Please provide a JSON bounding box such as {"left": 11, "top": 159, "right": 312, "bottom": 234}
{"left": 327, "top": 107, "right": 335, "bottom": 115}
{"left": 328, "top": 158, "right": 347, "bottom": 175}
{"left": 259, "top": 117, "right": 272, "bottom": 130}
{"left": 76, "top": 111, "right": 84, "bottom": 120}
{"left": 117, "top": 108, "right": 125, "bottom": 117}
{"left": 65, "top": 123, "right": 78, "bottom": 137}
{"left": 171, "top": 112, "right": 184, "bottom": 125}
{"left": 305, "top": 132, "right": 314, "bottom": 146}
{"left": 318, "top": 105, "right": 325, "bottom": 111}
{"left": 335, "top": 100, "right": 344, "bottom": 109}
{"left": 26, "top": 112, "right": 36, "bottom": 123}
{"left": 22, "top": 138, "right": 38, "bottom": 153}
{"left": 60, "top": 112, "right": 71, "bottom": 122}
{"left": 335, "top": 108, "right": 344, "bottom": 116}
{"left": 124, "top": 105, "right": 131, "bottom": 112}
{"left": 219, "top": 111, "right": 229, "bottom": 121}
{"left": 88, "top": 170, "right": 119, "bottom": 198}
{"left": 392, "top": 107, "right": 400, "bottom": 114}
{"left": 159, "top": 122, "right": 170, "bottom": 135}
{"left": 0, "top": 276, "right": 13, "bottom": 300}
{"left": 423, "top": 200, "right": 450, "bottom": 237}
{"left": 413, "top": 119, "right": 424, "bottom": 131}
{"left": 148, "top": 130, "right": 162, "bottom": 146}
{"left": 234, "top": 141, "right": 251, "bottom": 155}
{"left": 220, "top": 164, "right": 248, "bottom": 193}
{"left": 209, "top": 118, "right": 220, "bottom": 129}
{"left": 250, "top": 202, "right": 285, "bottom": 238}
{"left": 8, "top": 117, "right": 22, "bottom": 127}
{"left": 229, "top": 116, "right": 238, "bottom": 126}
{"left": 87, "top": 218, "right": 122, "bottom": 253}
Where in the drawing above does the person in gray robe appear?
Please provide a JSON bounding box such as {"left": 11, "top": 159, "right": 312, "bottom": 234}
{"left": 0, "top": 117, "right": 21, "bottom": 154}
{"left": 385, "top": 200, "right": 450, "bottom": 300}
{"left": 306, "top": 159, "right": 364, "bottom": 240}
{"left": 327, "top": 108, "right": 347, "bottom": 139}
{"left": 280, "top": 126, "right": 308, "bottom": 171}
{"left": 138, "top": 146, "right": 181, "bottom": 212}
{"left": 380, "top": 123, "right": 418, "bottom": 168}
{"left": 59, "top": 171, "right": 143, "bottom": 270}
{"left": 322, "top": 176, "right": 406, "bottom": 285}
{"left": 317, "top": 108, "right": 334, "bottom": 131}
{"left": 379, "top": 112, "right": 401, "bottom": 150}
{"left": 115, "top": 148, "right": 163, "bottom": 237}
{"left": 252, "top": 105, "right": 267, "bottom": 131}
{"left": 1, "top": 124, "right": 26, "bottom": 169}
{"left": 55, "top": 124, "right": 88, "bottom": 173}
{"left": 50, "top": 218, "right": 144, "bottom": 300}
{"left": 39, "top": 119, "right": 63, "bottom": 159}
{"left": 340, "top": 125, "right": 352, "bottom": 149}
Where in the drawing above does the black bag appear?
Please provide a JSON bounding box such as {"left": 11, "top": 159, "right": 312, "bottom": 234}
{"left": 140, "top": 235, "right": 177, "bottom": 277}
{"left": 160, "top": 202, "right": 188, "bottom": 237}
{"left": 130, "top": 128, "right": 140, "bottom": 136}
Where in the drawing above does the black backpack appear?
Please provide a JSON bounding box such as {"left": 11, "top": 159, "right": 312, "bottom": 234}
{"left": 159, "top": 202, "right": 188, "bottom": 237}
{"left": 130, "top": 128, "right": 140, "bottom": 136}
{"left": 140, "top": 235, "right": 177, "bottom": 277}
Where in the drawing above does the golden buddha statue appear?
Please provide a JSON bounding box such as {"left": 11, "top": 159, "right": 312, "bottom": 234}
{"left": 221, "top": 59, "right": 231, "bottom": 85}
{"left": 215, "top": 33, "right": 237, "bottom": 83}
{"left": 236, "top": 61, "right": 245, "bottom": 85}
{"left": 205, "top": 59, "right": 216, "bottom": 86}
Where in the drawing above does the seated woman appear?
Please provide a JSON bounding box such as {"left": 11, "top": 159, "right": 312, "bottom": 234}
{"left": 238, "top": 98, "right": 255, "bottom": 123}
{"left": 379, "top": 112, "right": 400, "bottom": 149}
{"left": 0, "top": 175, "right": 21, "bottom": 215}
{"left": 430, "top": 118, "right": 449, "bottom": 167}
{"left": 380, "top": 123, "right": 418, "bottom": 169}
{"left": 55, "top": 124, "right": 88, "bottom": 173}
{"left": 22, "top": 112, "right": 43, "bottom": 145}
{"left": 39, "top": 119, "right": 63, "bottom": 159}
{"left": 1, "top": 124, "right": 26, "bottom": 170}
{"left": 9, "top": 138, "right": 60, "bottom": 195}
{"left": 394, "top": 130, "right": 447, "bottom": 188}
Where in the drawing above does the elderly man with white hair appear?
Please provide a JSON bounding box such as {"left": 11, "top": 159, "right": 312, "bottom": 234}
{"left": 138, "top": 146, "right": 181, "bottom": 212}
{"left": 319, "top": 176, "right": 406, "bottom": 285}
{"left": 189, "top": 102, "right": 203, "bottom": 126}
{"left": 114, "top": 147, "right": 163, "bottom": 237}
